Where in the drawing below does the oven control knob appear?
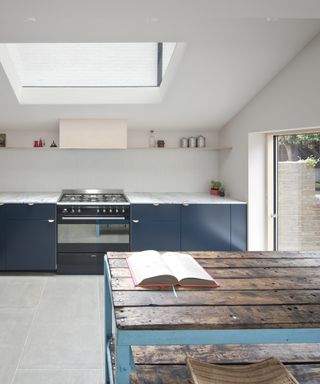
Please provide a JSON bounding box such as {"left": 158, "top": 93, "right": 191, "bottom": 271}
{"left": 63, "top": 208, "right": 68, "bottom": 213}
{"left": 96, "top": 208, "right": 100, "bottom": 214}
{"left": 122, "top": 208, "right": 125, "bottom": 213}
{"left": 103, "top": 208, "right": 106, "bottom": 214}
{"left": 115, "top": 208, "right": 119, "bottom": 214}
{"left": 109, "top": 208, "right": 113, "bottom": 214}
{"left": 77, "top": 208, "right": 81, "bottom": 213}
{"left": 71, "top": 208, "right": 75, "bottom": 214}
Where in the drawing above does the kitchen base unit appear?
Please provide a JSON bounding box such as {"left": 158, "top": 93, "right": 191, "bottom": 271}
{"left": 130, "top": 204, "right": 180, "bottom": 251}
{"left": 130, "top": 203, "right": 247, "bottom": 252}
{"left": 3, "top": 204, "right": 56, "bottom": 272}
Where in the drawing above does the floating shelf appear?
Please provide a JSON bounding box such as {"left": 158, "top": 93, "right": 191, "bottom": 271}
{"left": 0, "top": 146, "right": 232, "bottom": 151}
{"left": 126, "top": 146, "right": 232, "bottom": 151}
{"left": 0, "top": 147, "right": 58, "bottom": 150}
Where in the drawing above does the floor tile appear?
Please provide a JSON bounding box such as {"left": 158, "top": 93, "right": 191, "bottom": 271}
{"left": 0, "top": 308, "right": 35, "bottom": 346}
{"left": 35, "top": 276, "right": 100, "bottom": 323}
{"left": 0, "top": 276, "right": 47, "bottom": 308}
{"left": 0, "top": 275, "right": 105, "bottom": 378}
{"left": 0, "top": 346, "right": 22, "bottom": 384}
{"left": 12, "top": 369, "right": 101, "bottom": 384}
{"left": 20, "top": 319, "right": 103, "bottom": 369}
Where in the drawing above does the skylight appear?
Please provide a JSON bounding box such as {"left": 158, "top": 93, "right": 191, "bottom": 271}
{"left": 0, "top": 42, "right": 185, "bottom": 104}
{"left": 5, "top": 43, "right": 176, "bottom": 88}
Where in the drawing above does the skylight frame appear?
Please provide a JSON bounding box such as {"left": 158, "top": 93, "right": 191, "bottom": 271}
{"left": 0, "top": 42, "right": 186, "bottom": 104}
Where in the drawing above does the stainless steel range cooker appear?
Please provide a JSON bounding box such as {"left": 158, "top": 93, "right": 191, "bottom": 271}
{"left": 57, "top": 189, "right": 130, "bottom": 274}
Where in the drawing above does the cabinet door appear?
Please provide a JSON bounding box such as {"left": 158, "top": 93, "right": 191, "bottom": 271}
{"left": 5, "top": 204, "right": 56, "bottom": 271}
{"left": 131, "top": 204, "right": 180, "bottom": 251}
{"left": 181, "top": 204, "right": 231, "bottom": 251}
{"left": 230, "top": 204, "right": 247, "bottom": 251}
{"left": 0, "top": 205, "right": 5, "bottom": 270}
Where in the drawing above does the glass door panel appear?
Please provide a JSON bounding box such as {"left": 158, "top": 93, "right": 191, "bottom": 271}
{"left": 276, "top": 133, "right": 320, "bottom": 251}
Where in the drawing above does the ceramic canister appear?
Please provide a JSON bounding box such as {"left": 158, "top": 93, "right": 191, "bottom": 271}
{"left": 196, "top": 135, "right": 206, "bottom": 148}
{"left": 180, "top": 137, "right": 188, "bottom": 148}
{"left": 188, "top": 136, "right": 196, "bottom": 148}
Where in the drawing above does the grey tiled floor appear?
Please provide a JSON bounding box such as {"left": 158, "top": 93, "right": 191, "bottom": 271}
{"left": 0, "top": 275, "right": 104, "bottom": 384}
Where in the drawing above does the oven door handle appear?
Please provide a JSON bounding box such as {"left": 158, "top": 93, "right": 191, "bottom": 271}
{"left": 61, "top": 216, "right": 127, "bottom": 221}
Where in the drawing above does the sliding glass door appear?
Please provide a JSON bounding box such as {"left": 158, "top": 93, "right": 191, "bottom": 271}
{"left": 274, "top": 133, "right": 320, "bottom": 251}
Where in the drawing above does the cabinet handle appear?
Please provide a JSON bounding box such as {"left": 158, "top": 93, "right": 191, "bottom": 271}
{"left": 27, "top": 203, "right": 34, "bottom": 206}
{"left": 153, "top": 203, "right": 160, "bottom": 206}
{"left": 132, "top": 219, "right": 140, "bottom": 223}
{"left": 182, "top": 203, "right": 189, "bottom": 207}
{"left": 48, "top": 219, "right": 55, "bottom": 223}
{"left": 90, "top": 254, "right": 97, "bottom": 258}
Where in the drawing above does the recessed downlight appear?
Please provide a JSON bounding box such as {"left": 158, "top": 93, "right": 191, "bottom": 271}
{"left": 25, "top": 16, "right": 36, "bottom": 22}
{"left": 266, "top": 17, "right": 279, "bottom": 23}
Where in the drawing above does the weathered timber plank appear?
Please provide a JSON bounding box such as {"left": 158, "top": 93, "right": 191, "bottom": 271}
{"left": 111, "top": 276, "right": 320, "bottom": 291}
{"left": 130, "top": 364, "right": 320, "bottom": 384}
{"left": 130, "top": 365, "right": 192, "bottom": 384}
{"left": 107, "top": 251, "right": 320, "bottom": 260}
{"left": 108, "top": 258, "right": 320, "bottom": 269}
{"left": 131, "top": 343, "right": 320, "bottom": 365}
{"left": 115, "top": 304, "right": 320, "bottom": 330}
{"left": 289, "top": 364, "right": 320, "bottom": 384}
{"left": 112, "top": 289, "right": 320, "bottom": 307}
{"left": 111, "top": 267, "right": 320, "bottom": 279}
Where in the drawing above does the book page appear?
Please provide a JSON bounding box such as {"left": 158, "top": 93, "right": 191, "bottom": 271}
{"left": 127, "top": 250, "right": 177, "bottom": 286}
{"left": 162, "top": 252, "right": 218, "bottom": 286}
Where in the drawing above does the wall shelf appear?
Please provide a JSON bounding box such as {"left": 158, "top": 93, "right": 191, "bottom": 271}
{"left": 0, "top": 146, "right": 232, "bottom": 151}
{"left": 0, "top": 147, "right": 58, "bottom": 150}
{"left": 127, "top": 146, "right": 232, "bottom": 151}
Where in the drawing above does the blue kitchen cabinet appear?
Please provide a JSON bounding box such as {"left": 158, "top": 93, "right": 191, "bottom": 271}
{"left": 4, "top": 204, "right": 56, "bottom": 271}
{"left": 230, "top": 204, "right": 247, "bottom": 251}
{"left": 131, "top": 204, "right": 180, "bottom": 251}
{"left": 181, "top": 204, "right": 231, "bottom": 251}
{"left": 0, "top": 204, "right": 5, "bottom": 270}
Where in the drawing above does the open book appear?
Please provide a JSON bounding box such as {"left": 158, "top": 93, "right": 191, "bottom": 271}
{"left": 127, "top": 250, "right": 219, "bottom": 287}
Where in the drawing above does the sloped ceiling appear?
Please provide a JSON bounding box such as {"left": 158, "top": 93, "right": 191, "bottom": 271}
{"left": 0, "top": 0, "right": 320, "bottom": 131}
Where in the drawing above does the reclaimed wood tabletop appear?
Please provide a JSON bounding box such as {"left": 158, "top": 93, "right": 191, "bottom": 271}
{"left": 107, "top": 251, "right": 320, "bottom": 331}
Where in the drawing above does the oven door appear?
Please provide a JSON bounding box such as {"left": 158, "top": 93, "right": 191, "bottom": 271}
{"left": 58, "top": 217, "right": 129, "bottom": 252}
{"left": 57, "top": 217, "right": 130, "bottom": 274}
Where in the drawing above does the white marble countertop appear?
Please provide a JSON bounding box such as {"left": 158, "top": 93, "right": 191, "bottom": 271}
{"left": 0, "top": 192, "right": 246, "bottom": 205}
{"left": 0, "top": 192, "right": 61, "bottom": 204}
{"left": 126, "top": 192, "right": 246, "bottom": 204}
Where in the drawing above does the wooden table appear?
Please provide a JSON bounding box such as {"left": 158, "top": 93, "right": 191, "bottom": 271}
{"left": 104, "top": 251, "right": 320, "bottom": 384}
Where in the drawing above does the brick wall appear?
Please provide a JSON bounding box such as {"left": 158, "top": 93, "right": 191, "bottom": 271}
{"left": 278, "top": 161, "right": 320, "bottom": 250}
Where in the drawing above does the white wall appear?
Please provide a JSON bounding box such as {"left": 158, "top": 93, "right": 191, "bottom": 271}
{"left": 0, "top": 130, "right": 219, "bottom": 192}
{"left": 219, "top": 32, "right": 320, "bottom": 250}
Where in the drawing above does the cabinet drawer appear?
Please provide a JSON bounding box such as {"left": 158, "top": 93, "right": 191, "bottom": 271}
{"left": 57, "top": 253, "right": 104, "bottom": 275}
{"left": 4, "top": 204, "right": 56, "bottom": 220}
{"left": 131, "top": 204, "right": 180, "bottom": 221}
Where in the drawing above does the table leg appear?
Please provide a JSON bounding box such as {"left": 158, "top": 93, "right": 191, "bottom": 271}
{"left": 115, "top": 343, "right": 135, "bottom": 384}
{"left": 104, "top": 258, "right": 114, "bottom": 384}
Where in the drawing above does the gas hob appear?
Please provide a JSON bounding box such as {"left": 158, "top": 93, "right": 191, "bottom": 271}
{"left": 57, "top": 189, "right": 130, "bottom": 205}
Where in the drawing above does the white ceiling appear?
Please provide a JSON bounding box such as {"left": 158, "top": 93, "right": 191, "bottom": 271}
{"left": 0, "top": 1, "right": 320, "bottom": 131}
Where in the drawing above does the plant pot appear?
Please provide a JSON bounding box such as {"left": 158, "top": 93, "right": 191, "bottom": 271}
{"left": 210, "top": 189, "right": 220, "bottom": 196}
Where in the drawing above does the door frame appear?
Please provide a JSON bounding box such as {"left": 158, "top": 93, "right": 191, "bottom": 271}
{"left": 266, "top": 128, "right": 320, "bottom": 251}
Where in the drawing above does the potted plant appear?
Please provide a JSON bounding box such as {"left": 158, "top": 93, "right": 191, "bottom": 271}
{"left": 210, "top": 180, "right": 221, "bottom": 196}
